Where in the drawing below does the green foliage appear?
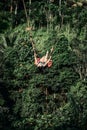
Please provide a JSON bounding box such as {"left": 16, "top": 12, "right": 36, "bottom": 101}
{"left": 0, "top": 26, "right": 79, "bottom": 130}
{"left": 69, "top": 82, "right": 87, "bottom": 129}
{"left": 0, "top": 1, "right": 87, "bottom": 130}
{"left": 0, "top": 11, "right": 10, "bottom": 33}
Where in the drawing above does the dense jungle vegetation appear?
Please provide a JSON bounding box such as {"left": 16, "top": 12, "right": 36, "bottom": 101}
{"left": 0, "top": 0, "right": 87, "bottom": 130}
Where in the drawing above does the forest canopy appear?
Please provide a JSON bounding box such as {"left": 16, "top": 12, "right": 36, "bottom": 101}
{"left": 0, "top": 0, "right": 87, "bottom": 130}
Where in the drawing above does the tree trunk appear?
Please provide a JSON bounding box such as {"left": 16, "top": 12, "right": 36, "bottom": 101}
{"left": 10, "top": 0, "right": 13, "bottom": 13}
{"left": 59, "top": 0, "right": 64, "bottom": 28}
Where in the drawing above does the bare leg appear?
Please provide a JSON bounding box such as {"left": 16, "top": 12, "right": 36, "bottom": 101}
{"left": 39, "top": 56, "right": 45, "bottom": 62}
{"left": 38, "top": 51, "right": 51, "bottom": 67}
{"left": 45, "top": 51, "right": 49, "bottom": 61}
{"left": 43, "top": 56, "right": 52, "bottom": 67}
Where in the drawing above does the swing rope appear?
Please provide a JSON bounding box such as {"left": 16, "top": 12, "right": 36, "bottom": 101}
{"left": 30, "top": 36, "right": 37, "bottom": 57}
{"left": 22, "top": 0, "right": 54, "bottom": 68}
{"left": 22, "top": 0, "right": 36, "bottom": 56}
{"left": 22, "top": 0, "right": 29, "bottom": 27}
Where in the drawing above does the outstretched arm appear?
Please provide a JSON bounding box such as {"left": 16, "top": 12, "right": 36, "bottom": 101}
{"left": 34, "top": 53, "right": 38, "bottom": 65}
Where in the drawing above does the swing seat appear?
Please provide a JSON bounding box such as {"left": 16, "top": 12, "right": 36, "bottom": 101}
{"left": 35, "top": 58, "right": 52, "bottom": 68}
{"left": 47, "top": 60, "right": 52, "bottom": 68}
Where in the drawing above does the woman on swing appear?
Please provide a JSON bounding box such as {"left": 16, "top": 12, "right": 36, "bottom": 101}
{"left": 30, "top": 35, "right": 53, "bottom": 68}
{"left": 34, "top": 47, "right": 54, "bottom": 68}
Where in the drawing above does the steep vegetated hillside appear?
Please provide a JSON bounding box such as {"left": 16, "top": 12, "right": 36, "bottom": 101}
{"left": 0, "top": 0, "right": 87, "bottom": 130}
